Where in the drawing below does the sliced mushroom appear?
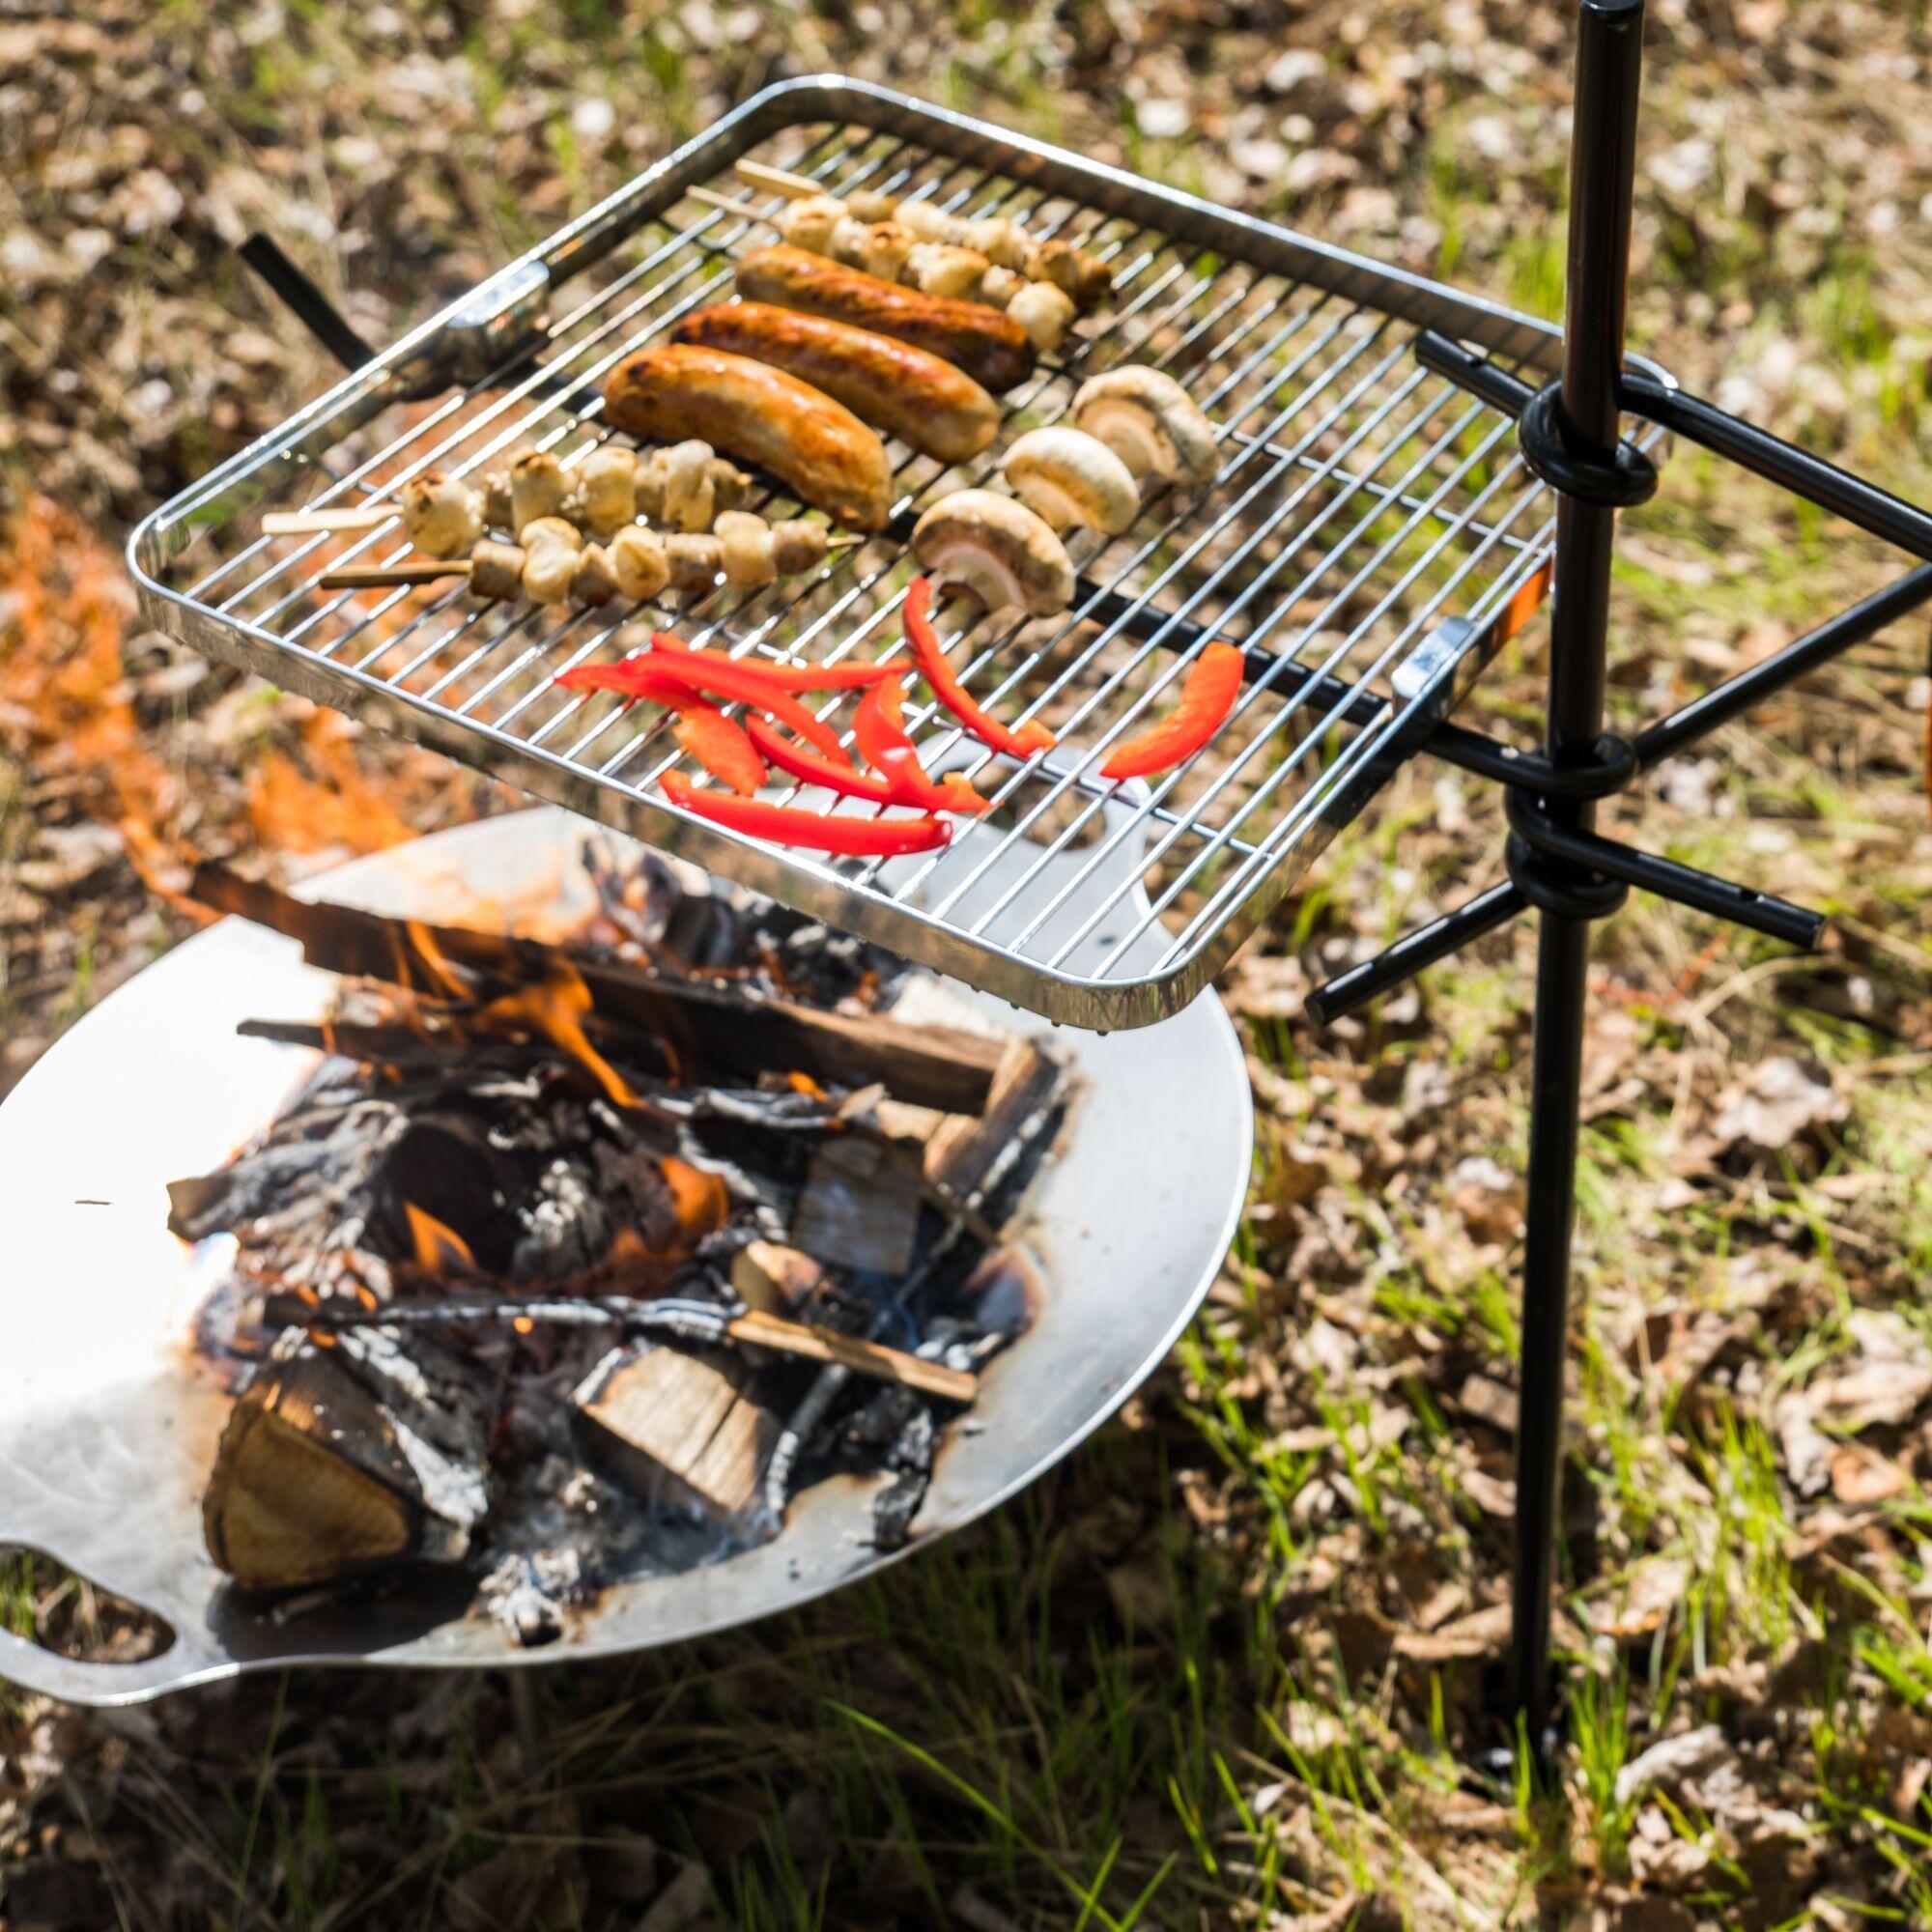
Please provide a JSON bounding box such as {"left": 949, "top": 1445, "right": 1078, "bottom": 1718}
{"left": 715, "top": 510, "right": 777, "bottom": 591}
{"left": 1024, "top": 238, "right": 1113, "bottom": 315}
{"left": 895, "top": 197, "right": 954, "bottom": 243}
{"left": 769, "top": 518, "right": 829, "bottom": 575}
{"left": 1071, "top": 367, "right": 1218, "bottom": 485}
{"left": 846, "top": 187, "right": 901, "bottom": 226}
{"left": 570, "top": 543, "right": 618, "bottom": 606}
{"left": 911, "top": 489, "right": 1075, "bottom": 618}
{"left": 480, "top": 469, "right": 513, "bottom": 531}
{"left": 610, "top": 525, "right": 670, "bottom": 601}
{"left": 905, "top": 242, "right": 987, "bottom": 301}
{"left": 666, "top": 531, "right": 724, "bottom": 592}
{"left": 979, "top": 264, "right": 1025, "bottom": 309}
{"left": 519, "top": 515, "right": 582, "bottom": 604}
{"left": 469, "top": 539, "right": 526, "bottom": 601}
{"left": 399, "top": 470, "right": 483, "bottom": 558}
{"left": 965, "top": 216, "right": 1027, "bottom": 271}
{"left": 1002, "top": 428, "right": 1139, "bottom": 537}
{"left": 509, "top": 448, "right": 567, "bottom": 534}
{"left": 656, "top": 440, "right": 717, "bottom": 533}
{"left": 579, "top": 445, "right": 639, "bottom": 536}
{"left": 708, "top": 458, "right": 753, "bottom": 515}
{"left": 1006, "top": 280, "right": 1075, "bottom": 353}
{"left": 779, "top": 193, "right": 847, "bottom": 255}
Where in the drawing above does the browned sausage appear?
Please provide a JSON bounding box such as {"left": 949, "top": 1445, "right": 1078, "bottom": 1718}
{"left": 671, "top": 302, "right": 1000, "bottom": 465}
{"left": 734, "top": 244, "right": 1035, "bottom": 395}
{"left": 602, "top": 343, "right": 894, "bottom": 531}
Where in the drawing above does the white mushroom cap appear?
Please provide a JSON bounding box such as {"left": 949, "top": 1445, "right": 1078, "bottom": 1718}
{"left": 1001, "top": 427, "right": 1139, "bottom": 536}
{"left": 1071, "top": 366, "right": 1218, "bottom": 485}
{"left": 911, "top": 489, "right": 1076, "bottom": 618}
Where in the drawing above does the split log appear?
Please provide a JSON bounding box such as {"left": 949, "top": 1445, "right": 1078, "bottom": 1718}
{"left": 574, "top": 1343, "right": 780, "bottom": 1521}
{"left": 203, "top": 1324, "right": 491, "bottom": 1593}
{"left": 788, "top": 1134, "right": 923, "bottom": 1275}
{"left": 190, "top": 864, "right": 1004, "bottom": 1115}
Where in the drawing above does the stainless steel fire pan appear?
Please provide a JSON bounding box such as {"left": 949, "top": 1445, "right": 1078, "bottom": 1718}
{"left": 0, "top": 807, "right": 1249, "bottom": 1706}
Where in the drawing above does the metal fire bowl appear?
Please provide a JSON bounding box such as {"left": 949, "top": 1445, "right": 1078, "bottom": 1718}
{"left": 0, "top": 808, "right": 1250, "bottom": 1706}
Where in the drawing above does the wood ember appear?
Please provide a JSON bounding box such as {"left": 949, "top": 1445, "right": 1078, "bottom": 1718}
{"left": 574, "top": 1345, "right": 781, "bottom": 1523}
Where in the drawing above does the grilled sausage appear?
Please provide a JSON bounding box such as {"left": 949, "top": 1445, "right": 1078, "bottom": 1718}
{"left": 603, "top": 342, "right": 894, "bottom": 530}
{"left": 671, "top": 302, "right": 1000, "bottom": 465}
{"left": 734, "top": 244, "right": 1035, "bottom": 394}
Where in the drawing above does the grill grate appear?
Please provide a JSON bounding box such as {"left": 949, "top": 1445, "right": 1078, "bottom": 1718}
{"left": 131, "top": 80, "right": 1668, "bottom": 1028}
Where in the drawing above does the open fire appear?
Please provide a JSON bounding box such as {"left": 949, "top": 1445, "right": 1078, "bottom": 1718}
{"left": 166, "top": 841, "right": 1065, "bottom": 1645}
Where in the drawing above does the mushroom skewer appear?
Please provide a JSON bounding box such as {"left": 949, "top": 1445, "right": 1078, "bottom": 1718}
{"left": 730, "top": 158, "right": 1113, "bottom": 314}
{"left": 318, "top": 522, "right": 849, "bottom": 602}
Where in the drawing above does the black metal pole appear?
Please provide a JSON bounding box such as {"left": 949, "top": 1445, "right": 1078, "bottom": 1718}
{"left": 1507, "top": 0, "right": 1646, "bottom": 1757}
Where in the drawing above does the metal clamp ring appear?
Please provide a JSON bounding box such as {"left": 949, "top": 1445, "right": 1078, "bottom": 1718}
{"left": 1519, "top": 384, "right": 1659, "bottom": 509}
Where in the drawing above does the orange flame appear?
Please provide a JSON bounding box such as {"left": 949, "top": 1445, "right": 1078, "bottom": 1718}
{"left": 478, "top": 961, "right": 639, "bottom": 1109}
{"left": 403, "top": 1201, "right": 475, "bottom": 1276}
{"left": 659, "top": 1156, "right": 729, "bottom": 1242}
{"left": 247, "top": 710, "right": 416, "bottom": 858}
{"left": 402, "top": 919, "right": 471, "bottom": 1000}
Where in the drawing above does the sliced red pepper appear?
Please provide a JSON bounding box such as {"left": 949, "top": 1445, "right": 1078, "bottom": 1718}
{"left": 661, "top": 771, "right": 950, "bottom": 855}
{"left": 854, "top": 675, "right": 991, "bottom": 815}
{"left": 554, "top": 662, "right": 766, "bottom": 796}
{"left": 1099, "top": 639, "right": 1245, "bottom": 781}
{"left": 642, "top": 634, "right": 848, "bottom": 765}
{"left": 902, "top": 576, "right": 1055, "bottom": 761}
{"left": 669, "top": 705, "right": 766, "bottom": 796}
{"left": 746, "top": 716, "right": 898, "bottom": 805}
{"left": 678, "top": 651, "right": 895, "bottom": 692}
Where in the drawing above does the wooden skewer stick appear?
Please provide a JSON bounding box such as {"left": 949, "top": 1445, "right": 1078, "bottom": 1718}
{"left": 688, "top": 184, "right": 778, "bottom": 226}
{"left": 734, "top": 157, "right": 823, "bottom": 201}
{"left": 265, "top": 504, "right": 399, "bottom": 536}
{"left": 726, "top": 1308, "right": 977, "bottom": 1403}
{"left": 322, "top": 558, "right": 469, "bottom": 589}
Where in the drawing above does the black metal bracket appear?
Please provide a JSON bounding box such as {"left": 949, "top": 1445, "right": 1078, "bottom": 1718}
{"left": 1303, "top": 327, "right": 1932, "bottom": 1027}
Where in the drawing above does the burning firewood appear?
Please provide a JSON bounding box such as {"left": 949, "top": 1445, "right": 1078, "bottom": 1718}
{"left": 173, "top": 842, "right": 1064, "bottom": 1631}
{"left": 187, "top": 863, "right": 1006, "bottom": 1116}
{"left": 203, "top": 1324, "right": 491, "bottom": 1593}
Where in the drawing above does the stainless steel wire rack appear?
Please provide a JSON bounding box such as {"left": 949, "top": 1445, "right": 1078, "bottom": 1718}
{"left": 129, "top": 77, "right": 1669, "bottom": 1029}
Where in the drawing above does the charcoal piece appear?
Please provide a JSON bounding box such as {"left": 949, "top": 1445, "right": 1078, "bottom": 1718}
{"left": 870, "top": 1405, "right": 938, "bottom": 1552}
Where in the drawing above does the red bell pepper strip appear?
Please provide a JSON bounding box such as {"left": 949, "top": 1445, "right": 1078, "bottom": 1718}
{"left": 902, "top": 576, "right": 1055, "bottom": 760}
{"left": 661, "top": 772, "right": 951, "bottom": 855}
{"left": 854, "top": 676, "right": 991, "bottom": 815}
{"left": 641, "top": 635, "right": 848, "bottom": 765}
{"left": 746, "top": 717, "right": 898, "bottom": 805}
{"left": 554, "top": 662, "right": 766, "bottom": 796}
{"left": 1099, "top": 639, "right": 1245, "bottom": 781}
{"left": 668, "top": 705, "right": 766, "bottom": 796}
{"left": 663, "top": 648, "right": 895, "bottom": 693}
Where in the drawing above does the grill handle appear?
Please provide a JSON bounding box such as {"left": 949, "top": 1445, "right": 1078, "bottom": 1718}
{"left": 238, "top": 234, "right": 376, "bottom": 374}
